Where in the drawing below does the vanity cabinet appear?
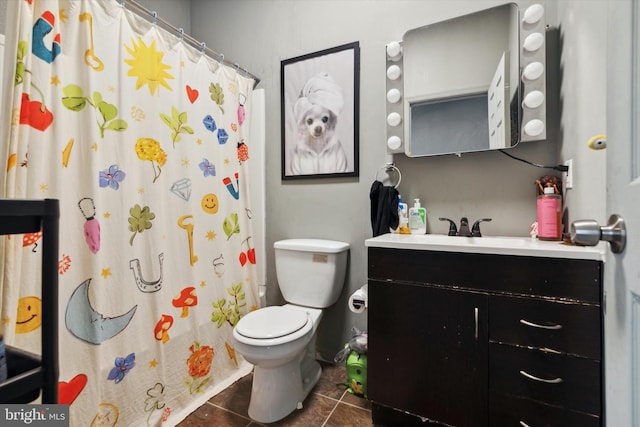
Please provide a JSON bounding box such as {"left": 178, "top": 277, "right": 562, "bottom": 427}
{"left": 369, "top": 279, "right": 488, "bottom": 426}
{"left": 367, "top": 244, "right": 603, "bottom": 427}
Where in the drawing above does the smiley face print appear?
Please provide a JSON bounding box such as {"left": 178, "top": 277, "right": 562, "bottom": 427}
{"left": 15, "top": 296, "right": 43, "bottom": 333}
{"left": 201, "top": 193, "right": 219, "bottom": 214}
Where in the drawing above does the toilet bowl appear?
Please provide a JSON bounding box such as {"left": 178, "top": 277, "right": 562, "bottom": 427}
{"left": 231, "top": 238, "right": 350, "bottom": 423}
{"left": 232, "top": 304, "right": 323, "bottom": 423}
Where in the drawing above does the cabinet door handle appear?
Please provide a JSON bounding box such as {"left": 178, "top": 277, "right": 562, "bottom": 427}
{"left": 519, "top": 370, "right": 563, "bottom": 384}
{"left": 519, "top": 319, "right": 563, "bottom": 330}
{"left": 474, "top": 307, "right": 478, "bottom": 340}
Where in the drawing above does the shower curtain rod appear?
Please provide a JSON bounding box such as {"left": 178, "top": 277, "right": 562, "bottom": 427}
{"left": 121, "top": 0, "right": 261, "bottom": 88}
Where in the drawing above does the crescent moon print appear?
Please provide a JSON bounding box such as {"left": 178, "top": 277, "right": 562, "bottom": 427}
{"left": 129, "top": 253, "right": 164, "bottom": 293}
{"left": 65, "top": 278, "right": 137, "bottom": 345}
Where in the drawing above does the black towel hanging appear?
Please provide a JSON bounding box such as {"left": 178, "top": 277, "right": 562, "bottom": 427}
{"left": 370, "top": 180, "right": 399, "bottom": 237}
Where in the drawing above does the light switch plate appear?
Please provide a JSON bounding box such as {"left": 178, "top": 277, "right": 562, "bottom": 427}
{"left": 564, "top": 159, "right": 573, "bottom": 189}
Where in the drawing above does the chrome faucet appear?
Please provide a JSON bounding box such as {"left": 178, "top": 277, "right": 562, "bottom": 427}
{"left": 439, "top": 217, "right": 492, "bottom": 237}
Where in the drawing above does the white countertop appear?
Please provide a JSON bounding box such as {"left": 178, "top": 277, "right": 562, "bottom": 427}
{"left": 365, "top": 233, "right": 606, "bottom": 261}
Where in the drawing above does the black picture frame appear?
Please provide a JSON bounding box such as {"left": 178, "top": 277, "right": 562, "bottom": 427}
{"left": 281, "top": 42, "right": 360, "bottom": 180}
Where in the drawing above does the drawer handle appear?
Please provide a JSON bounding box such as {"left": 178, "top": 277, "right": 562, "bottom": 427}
{"left": 519, "top": 370, "right": 563, "bottom": 384}
{"left": 519, "top": 319, "right": 563, "bottom": 330}
{"left": 475, "top": 307, "right": 479, "bottom": 340}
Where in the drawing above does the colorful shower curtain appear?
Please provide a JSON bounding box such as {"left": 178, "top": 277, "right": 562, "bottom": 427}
{"left": 0, "top": 0, "right": 259, "bottom": 425}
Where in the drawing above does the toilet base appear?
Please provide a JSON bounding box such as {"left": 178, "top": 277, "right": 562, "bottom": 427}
{"left": 247, "top": 354, "right": 321, "bottom": 423}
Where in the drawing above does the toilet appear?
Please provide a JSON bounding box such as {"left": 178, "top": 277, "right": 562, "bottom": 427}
{"left": 232, "top": 238, "right": 350, "bottom": 423}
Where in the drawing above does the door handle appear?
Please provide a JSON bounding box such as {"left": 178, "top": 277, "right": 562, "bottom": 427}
{"left": 570, "top": 214, "right": 626, "bottom": 253}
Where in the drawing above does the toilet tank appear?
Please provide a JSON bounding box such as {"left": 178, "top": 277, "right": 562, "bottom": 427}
{"left": 274, "top": 239, "right": 350, "bottom": 308}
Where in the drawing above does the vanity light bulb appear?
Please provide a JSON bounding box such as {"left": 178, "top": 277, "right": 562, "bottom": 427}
{"left": 523, "top": 32, "right": 544, "bottom": 52}
{"left": 386, "top": 41, "right": 402, "bottom": 58}
{"left": 387, "top": 88, "right": 402, "bottom": 103}
{"left": 523, "top": 61, "right": 544, "bottom": 81}
{"left": 523, "top": 4, "right": 544, "bottom": 25}
{"left": 387, "top": 65, "right": 402, "bottom": 80}
{"left": 387, "top": 135, "right": 402, "bottom": 150}
{"left": 524, "top": 119, "right": 545, "bottom": 137}
{"left": 523, "top": 90, "right": 544, "bottom": 108}
{"left": 387, "top": 112, "right": 402, "bottom": 127}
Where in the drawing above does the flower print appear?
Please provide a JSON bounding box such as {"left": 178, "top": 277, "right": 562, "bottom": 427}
{"left": 199, "top": 158, "right": 216, "bottom": 177}
{"left": 187, "top": 342, "right": 214, "bottom": 378}
{"left": 135, "top": 137, "right": 167, "bottom": 183}
{"left": 99, "top": 164, "right": 126, "bottom": 190}
{"left": 184, "top": 342, "right": 214, "bottom": 394}
{"left": 107, "top": 353, "right": 135, "bottom": 384}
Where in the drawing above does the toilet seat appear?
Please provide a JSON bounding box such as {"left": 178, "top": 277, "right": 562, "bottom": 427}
{"left": 234, "top": 306, "right": 312, "bottom": 346}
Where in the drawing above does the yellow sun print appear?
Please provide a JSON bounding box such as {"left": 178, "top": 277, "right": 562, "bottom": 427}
{"left": 124, "top": 38, "right": 174, "bottom": 95}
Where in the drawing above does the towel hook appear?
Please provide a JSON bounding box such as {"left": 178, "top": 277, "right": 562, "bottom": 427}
{"left": 375, "top": 163, "right": 402, "bottom": 188}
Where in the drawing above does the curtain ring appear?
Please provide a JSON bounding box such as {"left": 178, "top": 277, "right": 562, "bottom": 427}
{"left": 151, "top": 11, "right": 158, "bottom": 26}
{"left": 200, "top": 42, "right": 206, "bottom": 55}
{"left": 219, "top": 53, "right": 224, "bottom": 65}
{"left": 178, "top": 28, "right": 184, "bottom": 41}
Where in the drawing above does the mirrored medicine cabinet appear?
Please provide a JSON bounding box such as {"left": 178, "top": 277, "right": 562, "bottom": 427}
{"left": 385, "top": 3, "right": 547, "bottom": 157}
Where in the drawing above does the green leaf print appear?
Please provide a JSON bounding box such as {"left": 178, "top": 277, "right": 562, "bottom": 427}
{"left": 61, "top": 85, "right": 88, "bottom": 111}
{"left": 61, "top": 84, "right": 128, "bottom": 137}
{"left": 210, "top": 283, "right": 247, "bottom": 328}
{"left": 209, "top": 82, "right": 224, "bottom": 114}
{"left": 15, "top": 41, "right": 28, "bottom": 85}
{"left": 160, "top": 106, "right": 194, "bottom": 148}
{"left": 222, "top": 213, "right": 240, "bottom": 240}
{"left": 98, "top": 102, "right": 118, "bottom": 122}
{"left": 128, "top": 204, "right": 156, "bottom": 245}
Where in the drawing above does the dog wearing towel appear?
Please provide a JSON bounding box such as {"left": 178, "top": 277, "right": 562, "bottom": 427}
{"left": 291, "top": 73, "right": 349, "bottom": 175}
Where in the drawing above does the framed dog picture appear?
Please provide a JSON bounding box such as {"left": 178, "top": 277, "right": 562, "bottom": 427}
{"left": 281, "top": 42, "right": 360, "bottom": 180}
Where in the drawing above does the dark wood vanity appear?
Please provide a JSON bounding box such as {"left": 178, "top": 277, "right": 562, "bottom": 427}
{"left": 366, "top": 236, "right": 604, "bottom": 426}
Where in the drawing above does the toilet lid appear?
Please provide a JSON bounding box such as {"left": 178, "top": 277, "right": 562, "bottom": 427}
{"left": 236, "top": 306, "right": 309, "bottom": 339}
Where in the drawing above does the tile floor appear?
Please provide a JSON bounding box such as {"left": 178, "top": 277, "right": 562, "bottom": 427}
{"left": 177, "top": 362, "right": 372, "bottom": 426}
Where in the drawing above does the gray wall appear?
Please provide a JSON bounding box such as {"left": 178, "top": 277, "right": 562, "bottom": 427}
{"left": 134, "top": 0, "right": 191, "bottom": 33}
{"left": 0, "top": 0, "right": 607, "bottom": 361}
{"left": 186, "top": 0, "right": 607, "bottom": 360}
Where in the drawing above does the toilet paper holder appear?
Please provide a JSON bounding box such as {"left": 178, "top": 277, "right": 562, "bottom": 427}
{"left": 349, "top": 285, "right": 368, "bottom": 313}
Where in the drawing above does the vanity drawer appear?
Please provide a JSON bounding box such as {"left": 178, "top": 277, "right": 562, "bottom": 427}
{"left": 489, "top": 295, "right": 601, "bottom": 359}
{"left": 489, "top": 343, "right": 601, "bottom": 416}
{"left": 490, "top": 392, "right": 600, "bottom": 427}
{"left": 368, "top": 248, "right": 602, "bottom": 303}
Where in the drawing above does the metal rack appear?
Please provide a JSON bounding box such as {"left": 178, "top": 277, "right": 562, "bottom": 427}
{"left": 0, "top": 199, "right": 60, "bottom": 403}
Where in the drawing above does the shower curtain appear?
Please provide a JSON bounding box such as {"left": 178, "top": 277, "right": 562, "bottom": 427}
{"left": 0, "top": 0, "right": 260, "bottom": 425}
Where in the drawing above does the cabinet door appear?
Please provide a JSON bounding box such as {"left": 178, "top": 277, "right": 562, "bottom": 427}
{"left": 368, "top": 279, "right": 489, "bottom": 427}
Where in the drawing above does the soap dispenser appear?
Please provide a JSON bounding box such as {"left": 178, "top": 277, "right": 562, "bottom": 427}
{"left": 398, "top": 195, "right": 410, "bottom": 234}
{"left": 409, "top": 199, "right": 427, "bottom": 234}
